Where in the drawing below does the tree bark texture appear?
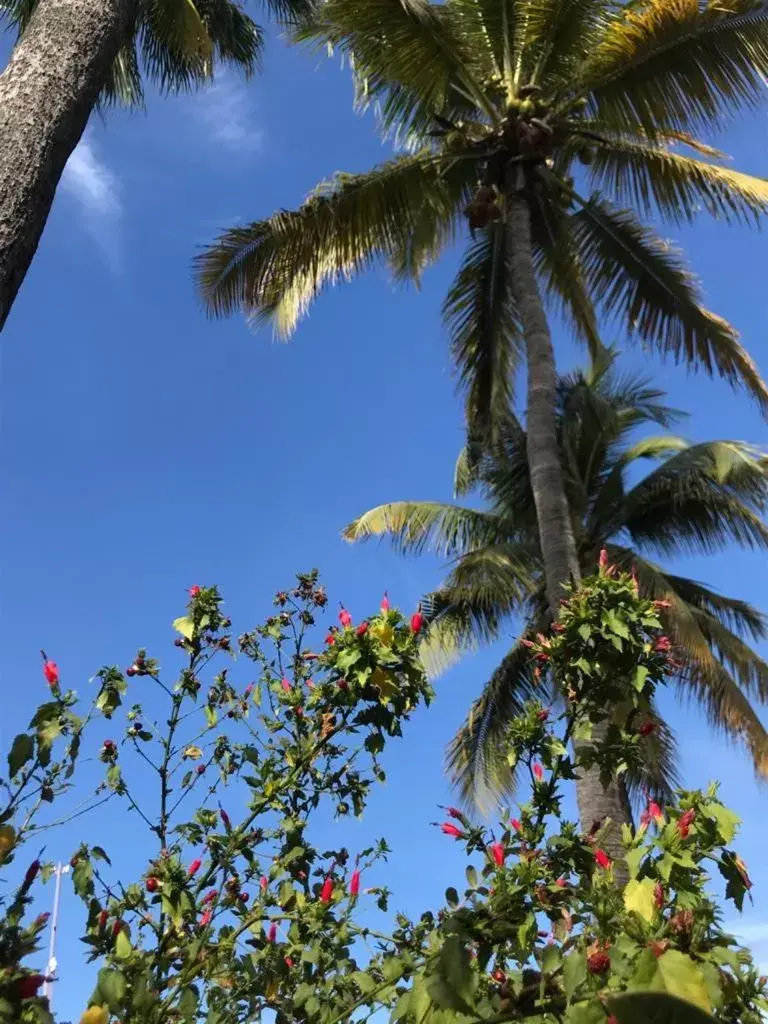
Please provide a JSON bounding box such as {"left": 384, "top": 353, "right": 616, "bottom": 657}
{"left": 0, "top": 0, "right": 134, "bottom": 329}
{"left": 505, "top": 193, "right": 631, "bottom": 873}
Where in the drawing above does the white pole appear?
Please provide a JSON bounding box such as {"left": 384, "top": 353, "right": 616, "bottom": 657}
{"left": 42, "top": 863, "right": 69, "bottom": 1008}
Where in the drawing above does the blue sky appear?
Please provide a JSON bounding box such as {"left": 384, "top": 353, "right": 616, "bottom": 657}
{"left": 1, "top": 19, "right": 768, "bottom": 1022}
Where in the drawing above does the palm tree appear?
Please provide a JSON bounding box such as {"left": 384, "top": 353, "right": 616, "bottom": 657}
{"left": 197, "top": 0, "right": 768, "bottom": 841}
{"left": 0, "top": 0, "right": 311, "bottom": 329}
{"left": 344, "top": 354, "right": 768, "bottom": 825}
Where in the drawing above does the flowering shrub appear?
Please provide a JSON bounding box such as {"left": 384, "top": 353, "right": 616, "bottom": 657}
{"left": 2, "top": 567, "right": 765, "bottom": 1024}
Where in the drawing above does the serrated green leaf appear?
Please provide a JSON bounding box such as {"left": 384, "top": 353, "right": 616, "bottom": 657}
{"left": 173, "top": 616, "right": 195, "bottom": 640}
{"left": 563, "top": 952, "right": 587, "bottom": 1003}
{"left": 624, "top": 878, "right": 657, "bottom": 923}
{"left": 96, "top": 967, "right": 127, "bottom": 1011}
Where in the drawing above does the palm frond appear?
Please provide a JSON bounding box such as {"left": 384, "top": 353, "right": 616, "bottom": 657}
{"left": 568, "top": 196, "right": 768, "bottom": 414}
{"left": 620, "top": 702, "right": 680, "bottom": 806}
{"left": 662, "top": 573, "right": 768, "bottom": 642}
{"left": 445, "top": 638, "right": 544, "bottom": 810}
{"left": 196, "top": 153, "right": 471, "bottom": 328}
{"left": 587, "top": 133, "right": 768, "bottom": 226}
{"left": 445, "top": 225, "right": 523, "bottom": 437}
{"left": 582, "top": 0, "right": 768, "bottom": 135}
{"left": 515, "top": 0, "right": 613, "bottom": 88}
{"left": 342, "top": 501, "right": 510, "bottom": 558}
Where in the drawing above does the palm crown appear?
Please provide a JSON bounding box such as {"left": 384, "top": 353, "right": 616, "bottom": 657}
{"left": 198, "top": 0, "right": 768, "bottom": 430}
{"left": 344, "top": 353, "right": 768, "bottom": 810}
{"left": 1, "top": 0, "right": 312, "bottom": 104}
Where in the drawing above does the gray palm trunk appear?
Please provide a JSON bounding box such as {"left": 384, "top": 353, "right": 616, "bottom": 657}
{"left": 0, "top": 0, "right": 134, "bottom": 329}
{"left": 506, "top": 192, "right": 631, "bottom": 871}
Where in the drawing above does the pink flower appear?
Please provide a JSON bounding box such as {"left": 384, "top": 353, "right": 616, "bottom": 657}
{"left": 356, "top": 622, "right": 368, "bottom": 637}
{"left": 381, "top": 592, "right": 390, "bottom": 612}
{"left": 284, "top": 956, "right": 294, "bottom": 968}
{"left": 187, "top": 858, "right": 202, "bottom": 877}
{"left": 339, "top": 606, "right": 352, "bottom": 628}
{"left": 510, "top": 818, "right": 522, "bottom": 832}
{"left": 446, "top": 806, "right": 463, "bottom": 819}
{"left": 200, "top": 909, "right": 212, "bottom": 927}
{"left": 244, "top": 683, "right": 254, "bottom": 696}
{"left": 490, "top": 842, "right": 505, "bottom": 867}
{"left": 654, "top": 599, "right": 672, "bottom": 610}
{"left": 281, "top": 677, "right": 292, "bottom": 693}
{"left": 555, "top": 877, "right": 566, "bottom": 888}
{"left": 594, "top": 849, "right": 611, "bottom": 869}
{"left": 678, "top": 808, "right": 695, "bottom": 839}
{"left": 654, "top": 635, "right": 672, "bottom": 653}
{"left": 188, "top": 585, "right": 201, "bottom": 598}
{"left": 532, "top": 762, "right": 544, "bottom": 781}
{"left": 440, "top": 822, "right": 463, "bottom": 839}
{"left": 640, "top": 801, "right": 664, "bottom": 828}
{"left": 320, "top": 877, "right": 334, "bottom": 904}
{"left": 260, "top": 876, "right": 268, "bottom": 891}
{"left": 410, "top": 609, "right": 424, "bottom": 633}
{"left": 43, "top": 660, "right": 59, "bottom": 686}
{"left": 349, "top": 870, "right": 361, "bottom": 896}
{"left": 267, "top": 922, "right": 277, "bottom": 943}
{"left": 202, "top": 890, "right": 217, "bottom": 905}
{"left": 599, "top": 549, "right": 609, "bottom": 570}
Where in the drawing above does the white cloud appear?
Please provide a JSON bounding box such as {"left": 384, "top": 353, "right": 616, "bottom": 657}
{"left": 61, "top": 132, "right": 122, "bottom": 267}
{"left": 194, "top": 72, "right": 264, "bottom": 152}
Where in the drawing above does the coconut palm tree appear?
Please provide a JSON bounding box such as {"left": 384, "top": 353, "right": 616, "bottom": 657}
{"left": 0, "top": 0, "right": 312, "bottom": 329}
{"left": 197, "top": 0, "right": 768, "bottom": 841}
{"left": 344, "top": 354, "right": 768, "bottom": 822}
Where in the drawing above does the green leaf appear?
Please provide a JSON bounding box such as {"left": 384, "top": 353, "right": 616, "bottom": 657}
{"left": 91, "top": 846, "right": 111, "bottom": 864}
{"left": 578, "top": 624, "right": 592, "bottom": 641}
{"left": 352, "top": 972, "right": 378, "bottom": 995}
{"left": 638, "top": 950, "right": 711, "bottom": 1013}
{"left": 465, "top": 865, "right": 478, "bottom": 888}
{"left": 624, "top": 878, "right": 657, "bottom": 923}
{"left": 563, "top": 952, "right": 587, "bottom": 1003}
{"left": 96, "top": 967, "right": 127, "bottom": 1011}
{"left": 178, "top": 985, "right": 199, "bottom": 1021}
{"left": 383, "top": 957, "right": 405, "bottom": 983}
{"left": 702, "top": 802, "right": 740, "bottom": 844}
{"left": 8, "top": 734, "right": 35, "bottom": 778}
{"left": 624, "top": 846, "right": 645, "bottom": 882}
{"left": 633, "top": 665, "right": 649, "bottom": 691}
{"left": 445, "top": 886, "right": 459, "bottom": 907}
{"left": 608, "top": 991, "right": 716, "bottom": 1024}
{"left": 542, "top": 943, "right": 562, "bottom": 975}
{"left": 566, "top": 997, "right": 607, "bottom": 1024}
{"left": 173, "top": 616, "right": 195, "bottom": 640}
{"left": 115, "top": 929, "right": 132, "bottom": 960}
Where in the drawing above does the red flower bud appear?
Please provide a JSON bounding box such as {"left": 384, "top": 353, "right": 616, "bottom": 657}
{"left": 349, "top": 869, "right": 361, "bottom": 896}
{"left": 510, "top": 818, "right": 522, "bottom": 832}
{"left": 202, "top": 890, "right": 218, "bottom": 905}
{"left": 200, "top": 910, "right": 212, "bottom": 927}
{"left": 594, "top": 849, "right": 611, "bottom": 869}
{"left": 339, "top": 606, "right": 352, "bottom": 628}
{"left": 260, "top": 876, "right": 268, "bottom": 891}
{"left": 43, "top": 660, "right": 59, "bottom": 686}
{"left": 490, "top": 842, "right": 505, "bottom": 867}
{"left": 98, "top": 910, "right": 108, "bottom": 930}
{"left": 24, "top": 860, "right": 40, "bottom": 887}
{"left": 16, "top": 974, "right": 46, "bottom": 999}
{"left": 320, "top": 876, "right": 334, "bottom": 904}
{"left": 281, "top": 677, "right": 292, "bottom": 693}
{"left": 34, "top": 912, "right": 50, "bottom": 928}
{"left": 653, "top": 599, "right": 672, "bottom": 610}
{"left": 239, "top": 892, "right": 249, "bottom": 903}
{"left": 536, "top": 709, "right": 550, "bottom": 722}
{"left": 678, "top": 808, "right": 695, "bottom": 838}
{"left": 607, "top": 1018, "right": 619, "bottom": 1024}
{"left": 284, "top": 956, "right": 294, "bottom": 968}
{"left": 410, "top": 609, "right": 424, "bottom": 633}
{"left": 654, "top": 635, "right": 672, "bottom": 653}
{"left": 640, "top": 801, "right": 664, "bottom": 828}
{"left": 555, "top": 877, "right": 566, "bottom": 888}
{"left": 146, "top": 877, "right": 158, "bottom": 893}
{"left": 325, "top": 632, "right": 335, "bottom": 645}
{"left": 440, "top": 822, "right": 463, "bottom": 839}
{"left": 492, "top": 969, "right": 506, "bottom": 984}
{"left": 381, "top": 592, "right": 390, "bottom": 612}
{"left": 356, "top": 622, "right": 369, "bottom": 637}
{"left": 638, "top": 721, "right": 657, "bottom": 737}
{"left": 598, "top": 548, "right": 609, "bottom": 570}
{"left": 533, "top": 762, "right": 544, "bottom": 781}
{"left": 188, "top": 585, "right": 201, "bottom": 598}
{"left": 446, "top": 806, "right": 463, "bottom": 819}
{"left": 220, "top": 809, "right": 231, "bottom": 830}
{"left": 654, "top": 882, "right": 664, "bottom": 908}
{"left": 196, "top": 764, "right": 206, "bottom": 775}
{"left": 112, "top": 919, "right": 124, "bottom": 937}
{"left": 244, "top": 683, "right": 254, "bottom": 696}
{"left": 338, "top": 679, "right": 349, "bottom": 691}
{"left": 587, "top": 948, "right": 611, "bottom": 975}
{"left": 187, "top": 858, "right": 202, "bottom": 877}
{"left": 267, "top": 922, "right": 277, "bottom": 943}
{"left": 552, "top": 622, "right": 565, "bottom": 633}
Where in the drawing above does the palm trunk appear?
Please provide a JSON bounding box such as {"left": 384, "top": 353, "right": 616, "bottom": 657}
{"left": 0, "top": 0, "right": 134, "bottom": 329}
{"left": 505, "top": 192, "right": 630, "bottom": 871}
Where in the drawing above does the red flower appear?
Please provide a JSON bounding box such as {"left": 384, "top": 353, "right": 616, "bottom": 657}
{"left": 587, "top": 948, "right": 611, "bottom": 975}
{"left": 640, "top": 800, "right": 664, "bottom": 828}
{"left": 510, "top": 818, "right": 522, "bottom": 832}
{"left": 555, "top": 877, "right": 566, "bottom": 888}
{"left": 320, "top": 877, "right": 334, "bottom": 904}
{"left": 678, "top": 808, "right": 696, "bottom": 838}
{"left": 520, "top": 638, "right": 535, "bottom": 649}
{"left": 338, "top": 679, "right": 349, "bottom": 691}
{"left": 410, "top": 609, "right": 424, "bottom": 633}
{"left": 381, "top": 592, "right": 390, "bottom": 612}
{"left": 638, "top": 721, "right": 657, "bottom": 737}
{"left": 16, "top": 974, "right": 46, "bottom": 999}
{"left": 607, "top": 1017, "right": 619, "bottom": 1024}
{"left": 267, "top": 922, "right": 277, "bottom": 942}
{"left": 34, "top": 913, "right": 50, "bottom": 928}
{"left": 654, "top": 635, "right": 672, "bottom": 653}
{"left": 349, "top": 870, "right": 361, "bottom": 896}
{"left": 446, "top": 806, "right": 463, "bottom": 819}
{"left": 239, "top": 892, "right": 249, "bottom": 903}
{"left": 490, "top": 842, "right": 505, "bottom": 867}
{"left": 196, "top": 764, "right": 205, "bottom": 775}
{"left": 339, "top": 606, "right": 352, "bottom": 628}
{"left": 187, "top": 858, "right": 202, "bottom": 877}
{"left": 356, "top": 622, "right": 369, "bottom": 637}
{"left": 533, "top": 762, "right": 544, "bottom": 781}
{"left": 536, "top": 709, "right": 550, "bottom": 722}
{"left": 260, "top": 876, "right": 268, "bottom": 891}
{"left": 653, "top": 599, "right": 672, "bottom": 610}
{"left": 146, "top": 877, "right": 159, "bottom": 893}
{"left": 281, "top": 677, "right": 292, "bottom": 693}
{"left": 594, "top": 849, "right": 612, "bottom": 870}
{"left": 440, "top": 822, "right": 463, "bottom": 839}
{"left": 112, "top": 919, "right": 124, "bottom": 937}
{"left": 492, "top": 969, "right": 506, "bottom": 984}
{"left": 43, "top": 660, "right": 59, "bottom": 686}
{"left": 325, "top": 631, "right": 336, "bottom": 645}
{"left": 654, "top": 882, "right": 664, "bottom": 908}
{"left": 552, "top": 623, "right": 565, "bottom": 633}
{"left": 220, "top": 809, "right": 231, "bottom": 830}
{"left": 202, "top": 890, "right": 218, "bottom": 905}
{"left": 598, "top": 548, "right": 609, "bottom": 570}
{"left": 200, "top": 910, "right": 212, "bottom": 927}
{"left": 98, "top": 910, "right": 108, "bottom": 930}
{"left": 284, "top": 956, "right": 294, "bottom": 968}
{"left": 24, "top": 860, "right": 40, "bottom": 887}
{"left": 188, "top": 585, "right": 201, "bottom": 598}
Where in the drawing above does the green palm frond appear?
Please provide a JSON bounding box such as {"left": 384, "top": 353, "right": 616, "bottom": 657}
{"left": 446, "top": 638, "right": 543, "bottom": 810}
{"left": 197, "top": 153, "right": 472, "bottom": 329}
{"left": 663, "top": 574, "right": 768, "bottom": 642}
{"left": 568, "top": 197, "right": 768, "bottom": 413}
{"left": 585, "top": 134, "right": 768, "bottom": 226}
{"left": 515, "top": 0, "right": 612, "bottom": 88}
{"left": 342, "top": 501, "right": 511, "bottom": 558}
{"left": 101, "top": 42, "right": 144, "bottom": 107}
{"left": 622, "top": 708, "right": 680, "bottom": 806}
{"left": 583, "top": 0, "right": 768, "bottom": 135}
{"left": 444, "top": 225, "right": 523, "bottom": 436}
